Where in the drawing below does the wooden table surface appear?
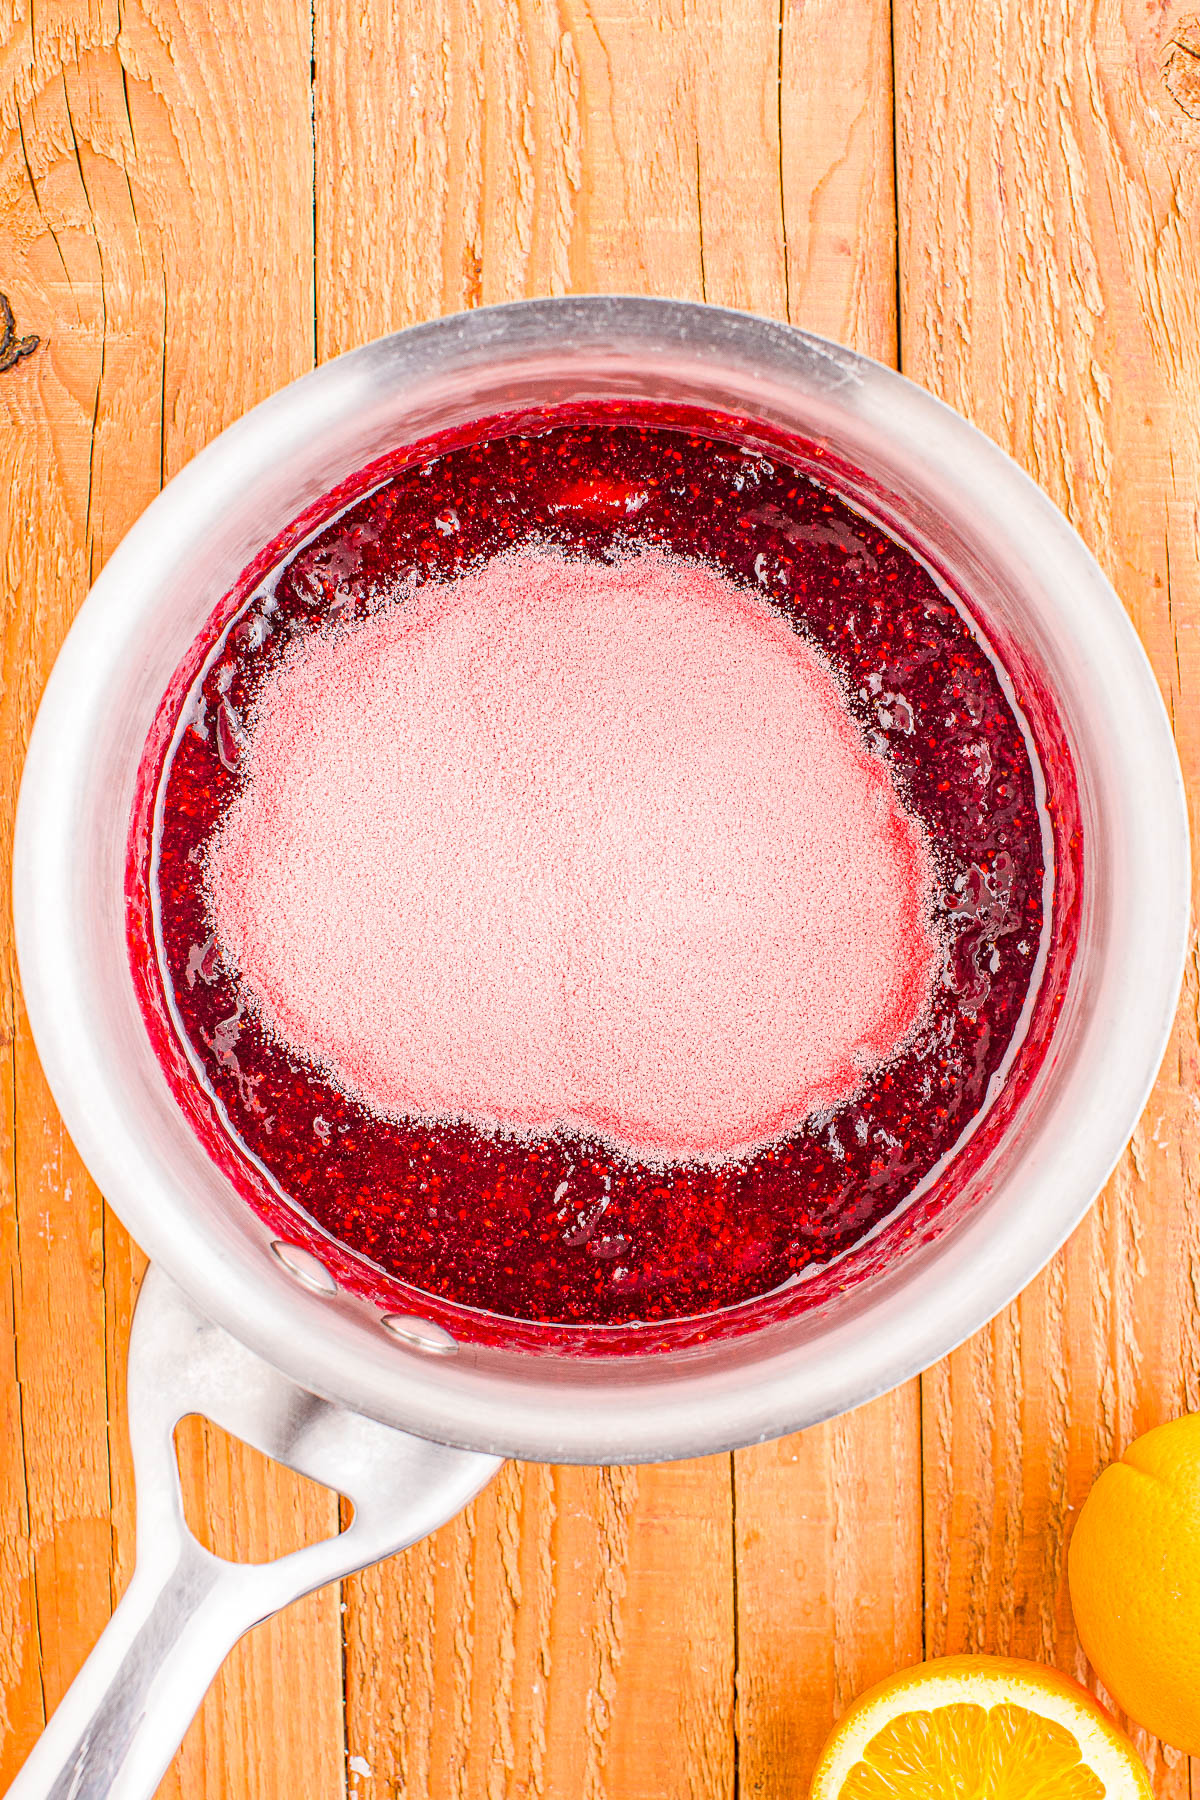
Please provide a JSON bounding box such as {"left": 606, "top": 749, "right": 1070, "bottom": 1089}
{"left": 3, "top": 1, "right": 1200, "bottom": 1795}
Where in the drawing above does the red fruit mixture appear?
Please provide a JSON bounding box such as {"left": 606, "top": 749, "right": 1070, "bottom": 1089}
{"left": 133, "top": 414, "right": 1057, "bottom": 1331}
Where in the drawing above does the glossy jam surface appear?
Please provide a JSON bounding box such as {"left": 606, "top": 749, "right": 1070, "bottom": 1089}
{"left": 135, "top": 417, "right": 1057, "bottom": 1332}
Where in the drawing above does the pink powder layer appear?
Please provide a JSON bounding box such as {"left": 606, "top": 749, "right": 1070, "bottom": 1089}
{"left": 208, "top": 551, "right": 939, "bottom": 1162}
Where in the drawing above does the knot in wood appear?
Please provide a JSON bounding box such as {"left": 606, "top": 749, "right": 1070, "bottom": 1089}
{"left": 0, "top": 293, "right": 39, "bottom": 373}
{"left": 1164, "top": 16, "right": 1200, "bottom": 120}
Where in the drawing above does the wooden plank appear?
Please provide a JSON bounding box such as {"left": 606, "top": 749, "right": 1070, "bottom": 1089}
{"left": 730, "top": 6, "right": 926, "bottom": 1797}
{"left": 895, "top": 0, "right": 1200, "bottom": 1792}
{"left": 313, "top": 5, "right": 799, "bottom": 1797}
{"left": 343, "top": 1458, "right": 734, "bottom": 1800}
{"left": 774, "top": 0, "right": 900, "bottom": 355}
{"left": 0, "top": 3, "right": 347, "bottom": 1794}
{"left": 0, "top": 36, "right": 137, "bottom": 1779}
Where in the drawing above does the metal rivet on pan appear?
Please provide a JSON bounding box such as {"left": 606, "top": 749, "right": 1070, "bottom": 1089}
{"left": 270, "top": 1240, "right": 338, "bottom": 1295}
{"left": 380, "top": 1313, "right": 458, "bottom": 1356}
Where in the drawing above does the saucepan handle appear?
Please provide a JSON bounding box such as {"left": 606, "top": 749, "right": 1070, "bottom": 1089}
{"left": 5, "top": 1264, "right": 501, "bottom": 1800}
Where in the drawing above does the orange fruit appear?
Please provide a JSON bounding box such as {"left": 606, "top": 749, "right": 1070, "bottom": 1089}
{"left": 808, "top": 1655, "right": 1152, "bottom": 1799}
{"left": 1069, "top": 1410, "right": 1200, "bottom": 1752}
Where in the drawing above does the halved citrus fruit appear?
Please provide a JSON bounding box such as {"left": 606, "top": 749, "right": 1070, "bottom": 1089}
{"left": 808, "top": 1655, "right": 1152, "bottom": 1798}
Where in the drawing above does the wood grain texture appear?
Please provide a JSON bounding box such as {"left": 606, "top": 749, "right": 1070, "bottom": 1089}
{"left": 3, "top": 0, "right": 1200, "bottom": 1794}
{"left": 344, "top": 1460, "right": 734, "bottom": 1800}
{"left": 0, "top": 2, "right": 345, "bottom": 1794}
{"left": 896, "top": 0, "right": 1200, "bottom": 1794}
{"left": 730, "top": 7, "right": 925, "bottom": 1798}
{"left": 315, "top": 9, "right": 760, "bottom": 1797}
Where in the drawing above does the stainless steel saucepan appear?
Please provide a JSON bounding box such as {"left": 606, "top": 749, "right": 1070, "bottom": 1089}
{"left": 8, "top": 297, "right": 1189, "bottom": 1799}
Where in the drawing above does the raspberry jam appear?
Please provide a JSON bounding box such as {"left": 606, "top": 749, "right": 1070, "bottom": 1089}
{"left": 129, "top": 411, "right": 1077, "bottom": 1346}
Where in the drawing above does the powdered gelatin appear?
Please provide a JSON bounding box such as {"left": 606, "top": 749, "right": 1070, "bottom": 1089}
{"left": 208, "top": 550, "right": 939, "bottom": 1164}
